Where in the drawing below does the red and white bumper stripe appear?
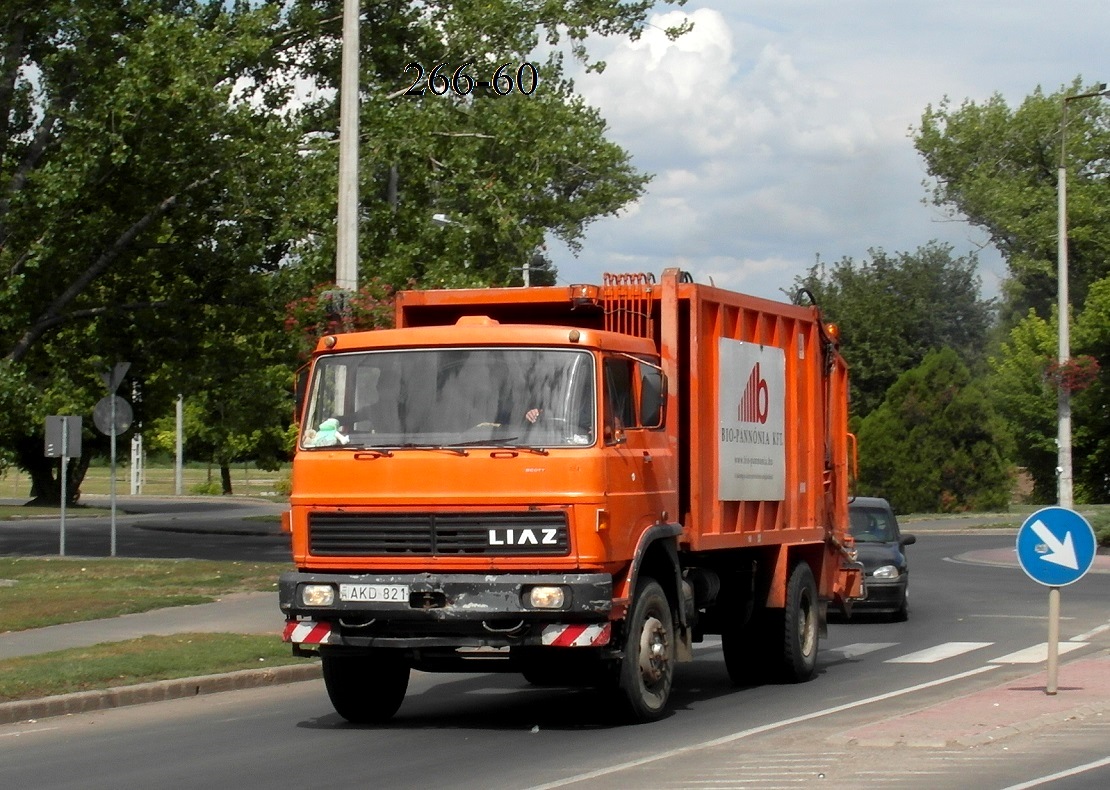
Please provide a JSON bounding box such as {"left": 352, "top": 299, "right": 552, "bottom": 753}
{"left": 541, "top": 623, "right": 611, "bottom": 647}
{"left": 284, "top": 620, "right": 609, "bottom": 648}
{"left": 283, "top": 620, "right": 335, "bottom": 645}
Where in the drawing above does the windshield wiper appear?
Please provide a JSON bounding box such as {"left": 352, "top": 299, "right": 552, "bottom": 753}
{"left": 443, "top": 437, "right": 550, "bottom": 455}
{"left": 389, "top": 443, "right": 469, "bottom": 456}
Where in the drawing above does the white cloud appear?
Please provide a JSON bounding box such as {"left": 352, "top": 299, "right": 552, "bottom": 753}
{"left": 547, "top": 1, "right": 1109, "bottom": 301}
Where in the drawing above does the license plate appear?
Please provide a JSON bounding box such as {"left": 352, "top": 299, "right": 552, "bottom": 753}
{"left": 339, "top": 583, "right": 410, "bottom": 603}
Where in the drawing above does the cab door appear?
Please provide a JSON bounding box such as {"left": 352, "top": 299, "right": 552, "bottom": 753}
{"left": 602, "top": 355, "right": 678, "bottom": 561}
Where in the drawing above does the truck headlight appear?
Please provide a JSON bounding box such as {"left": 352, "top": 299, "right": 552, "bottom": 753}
{"left": 871, "top": 565, "right": 901, "bottom": 580}
{"left": 527, "top": 586, "right": 567, "bottom": 609}
{"left": 301, "top": 584, "right": 336, "bottom": 606}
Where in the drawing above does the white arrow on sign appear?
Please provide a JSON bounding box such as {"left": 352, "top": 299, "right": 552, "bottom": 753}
{"left": 1030, "top": 519, "right": 1079, "bottom": 570}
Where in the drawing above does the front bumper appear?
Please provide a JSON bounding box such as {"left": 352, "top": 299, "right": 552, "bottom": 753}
{"left": 279, "top": 570, "right": 613, "bottom": 650}
{"left": 852, "top": 577, "right": 907, "bottom": 613}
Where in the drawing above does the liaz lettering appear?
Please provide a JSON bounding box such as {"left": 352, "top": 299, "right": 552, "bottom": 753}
{"left": 488, "top": 527, "right": 559, "bottom": 546}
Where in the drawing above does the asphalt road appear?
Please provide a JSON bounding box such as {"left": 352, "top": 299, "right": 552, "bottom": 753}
{"left": 0, "top": 495, "right": 291, "bottom": 562}
{"left": 0, "top": 511, "right": 1107, "bottom": 789}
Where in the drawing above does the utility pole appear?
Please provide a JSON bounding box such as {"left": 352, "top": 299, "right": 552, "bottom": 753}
{"left": 335, "top": 0, "right": 360, "bottom": 293}
{"left": 1056, "top": 83, "right": 1108, "bottom": 509}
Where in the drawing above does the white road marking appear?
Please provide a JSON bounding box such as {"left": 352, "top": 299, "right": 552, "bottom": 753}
{"left": 885, "top": 641, "right": 993, "bottom": 663}
{"left": 990, "top": 642, "right": 1089, "bottom": 664}
{"left": 826, "top": 642, "right": 899, "bottom": 659}
{"left": 525, "top": 665, "right": 1000, "bottom": 790}
{"left": 999, "top": 754, "right": 1110, "bottom": 790}
{"left": 1071, "top": 621, "right": 1110, "bottom": 641}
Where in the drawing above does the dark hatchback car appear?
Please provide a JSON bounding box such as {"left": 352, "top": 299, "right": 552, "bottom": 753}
{"left": 848, "top": 496, "right": 916, "bottom": 621}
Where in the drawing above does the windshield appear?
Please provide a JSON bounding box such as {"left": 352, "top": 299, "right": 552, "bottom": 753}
{"left": 849, "top": 506, "right": 897, "bottom": 543}
{"left": 300, "top": 348, "right": 596, "bottom": 450}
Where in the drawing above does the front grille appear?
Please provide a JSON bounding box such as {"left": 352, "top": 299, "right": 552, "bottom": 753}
{"left": 308, "top": 511, "right": 570, "bottom": 557}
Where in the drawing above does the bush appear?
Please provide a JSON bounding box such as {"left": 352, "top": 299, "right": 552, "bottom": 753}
{"left": 858, "top": 348, "right": 1013, "bottom": 513}
{"left": 1084, "top": 511, "right": 1110, "bottom": 548}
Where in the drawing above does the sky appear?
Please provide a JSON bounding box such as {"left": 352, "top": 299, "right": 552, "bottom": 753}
{"left": 542, "top": 1, "right": 1110, "bottom": 302}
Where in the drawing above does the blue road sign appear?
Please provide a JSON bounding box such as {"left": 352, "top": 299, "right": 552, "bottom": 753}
{"left": 1016, "top": 507, "right": 1097, "bottom": 587}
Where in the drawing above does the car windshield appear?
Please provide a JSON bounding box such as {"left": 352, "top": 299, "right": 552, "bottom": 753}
{"left": 849, "top": 506, "right": 897, "bottom": 543}
{"left": 300, "top": 347, "right": 596, "bottom": 450}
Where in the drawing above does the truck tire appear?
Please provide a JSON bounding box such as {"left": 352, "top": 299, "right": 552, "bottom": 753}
{"left": 321, "top": 651, "right": 410, "bottom": 724}
{"left": 616, "top": 577, "right": 674, "bottom": 722}
{"left": 777, "top": 562, "right": 819, "bottom": 682}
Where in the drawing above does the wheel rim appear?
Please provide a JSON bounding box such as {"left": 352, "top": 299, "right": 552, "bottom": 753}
{"left": 638, "top": 614, "right": 669, "bottom": 686}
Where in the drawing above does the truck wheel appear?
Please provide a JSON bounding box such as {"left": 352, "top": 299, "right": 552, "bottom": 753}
{"left": 778, "top": 562, "right": 819, "bottom": 682}
{"left": 616, "top": 577, "right": 674, "bottom": 722}
{"left": 321, "top": 651, "right": 410, "bottom": 724}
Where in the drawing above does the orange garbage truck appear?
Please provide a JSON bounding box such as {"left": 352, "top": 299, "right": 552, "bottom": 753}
{"left": 279, "top": 269, "right": 863, "bottom": 723}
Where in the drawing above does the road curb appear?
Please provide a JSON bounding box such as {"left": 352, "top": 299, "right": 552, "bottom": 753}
{"left": 0, "top": 661, "right": 321, "bottom": 726}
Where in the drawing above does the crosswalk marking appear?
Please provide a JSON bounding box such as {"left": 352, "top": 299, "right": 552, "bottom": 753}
{"left": 885, "top": 641, "right": 993, "bottom": 663}
{"left": 990, "top": 642, "right": 1089, "bottom": 664}
{"left": 828, "top": 642, "right": 899, "bottom": 659}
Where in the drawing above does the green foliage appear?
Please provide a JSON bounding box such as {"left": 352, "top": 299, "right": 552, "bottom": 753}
{"left": 1071, "top": 277, "right": 1110, "bottom": 501}
{"left": 987, "top": 310, "right": 1057, "bottom": 503}
{"left": 1086, "top": 510, "right": 1110, "bottom": 548}
{"left": 794, "top": 243, "right": 995, "bottom": 417}
{"left": 915, "top": 79, "right": 1110, "bottom": 324}
{"left": 280, "top": 1, "right": 669, "bottom": 291}
{"left": 858, "top": 349, "right": 1012, "bottom": 513}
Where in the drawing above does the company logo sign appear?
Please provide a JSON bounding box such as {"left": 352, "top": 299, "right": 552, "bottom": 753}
{"left": 488, "top": 528, "right": 559, "bottom": 546}
{"left": 718, "top": 340, "right": 786, "bottom": 501}
{"left": 738, "top": 362, "right": 770, "bottom": 424}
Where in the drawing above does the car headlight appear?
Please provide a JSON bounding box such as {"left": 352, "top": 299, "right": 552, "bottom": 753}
{"left": 871, "top": 565, "right": 901, "bottom": 580}
{"left": 301, "top": 584, "right": 336, "bottom": 606}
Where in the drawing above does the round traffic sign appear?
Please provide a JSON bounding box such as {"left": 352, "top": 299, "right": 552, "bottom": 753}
{"left": 1016, "top": 507, "right": 1097, "bottom": 587}
{"left": 93, "top": 395, "right": 133, "bottom": 436}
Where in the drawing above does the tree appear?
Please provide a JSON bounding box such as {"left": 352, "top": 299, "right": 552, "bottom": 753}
{"left": 794, "top": 243, "right": 995, "bottom": 418}
{"left": 0, "top": 1, "right": 308, "bottom": 502}
{"left": 857, "top": 348, "right": 1012, "bottom": 513}
{"left": 915, "top": 79, "right": 1110, "bottom": 323}
{"left": 274, "top": 0, "right": 690, "bottom": 291}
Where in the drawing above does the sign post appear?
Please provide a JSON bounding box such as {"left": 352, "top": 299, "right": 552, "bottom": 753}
{"left": 95, "top": 362, "right": 131, "bottom": 557}
{"left": 1016, "top": 507, "right": 1098, "bottom": 694}
{"left": 45, "top": 416, "right": 82, "bottom": 556}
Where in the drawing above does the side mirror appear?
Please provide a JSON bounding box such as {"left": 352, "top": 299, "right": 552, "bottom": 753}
{"left": 640, "top": 367, "right": 666, "bottom": 428}
{"left": 900, "top": 534, "right": 916, "bottom": 547}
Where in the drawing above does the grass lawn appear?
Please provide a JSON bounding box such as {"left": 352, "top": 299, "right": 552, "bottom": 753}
{"left": 0, "top": 634, "right": 304, "bottom": 702}
{"left": 0, "top": 557, "right": 299, "bottom": 704}
{"left": 0, "top": 557, "right": 290, "bottom": 632}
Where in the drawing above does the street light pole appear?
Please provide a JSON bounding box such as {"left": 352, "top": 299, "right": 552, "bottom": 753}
{"left": 1056, "top": 83, "right": 1108, "bottom": 509}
